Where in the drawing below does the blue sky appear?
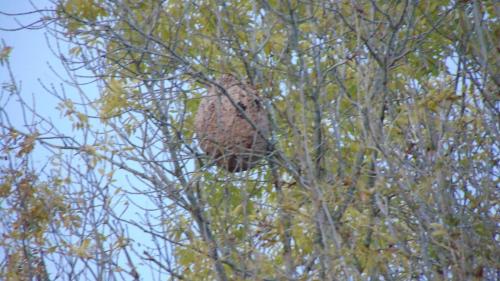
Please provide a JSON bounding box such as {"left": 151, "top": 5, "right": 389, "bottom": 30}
{"left": 1, "top": 0, "right": 65, "bottom": 129}
{"left": 1, "top": 2, "right": 159, "bottom": 279}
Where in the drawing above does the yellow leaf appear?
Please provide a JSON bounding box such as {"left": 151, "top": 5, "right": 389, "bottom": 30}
{"left": 81, "top": 145, "right": 96, "bottom": 155}
{"left": 0, "top": 182, "right": 11, "bottom": 197}
{"left": 430, "top": 223, "right": 447, "bottom": 238}
{"left": 100, "top": 79, "right": 130, "bottom": 119}
{"left": 73, "top": 239, "right": 92, "bottom": 258}
{"left": 232, "top": 204, "right": 243, "bottom": 216}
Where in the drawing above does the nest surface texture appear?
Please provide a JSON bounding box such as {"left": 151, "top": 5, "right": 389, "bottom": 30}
{"left": 195, "top": 75, "right": 270, "bottom": 172}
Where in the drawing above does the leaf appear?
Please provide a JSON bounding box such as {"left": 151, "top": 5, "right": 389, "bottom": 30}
{"left": 0, "top": 181, "right": 11, "bottom": 197}
{"left": 80, "top": 145, "right": 96, "bottom": 155}
{"left": 47, "top": 246, "right": 57, "bottom": 253}
{"left": 177, "top": 248, "right": 196, "bottom": 265}
{"left": 99, "top": 79, "right": 130, "bottom": 119}
{"left": 0, "top": 46, "right": 12, "bottom": 65}
{"left": 73, "top": 239, "right": 92, "bottom": 258}
{"left": 69, "top": 46, "right": 81, "bottom": 56}
{"left": 430, "top": 223, "right": 447, "bottom": 238}
{"left": 16, "top": 132, "right": 39, "bottom": 157}
{"left": 231, "top": 204, "right": 243, "bottom": 216}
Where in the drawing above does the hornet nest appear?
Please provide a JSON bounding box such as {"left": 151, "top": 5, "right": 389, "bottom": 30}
{"left": 195, "top": 75, "right": 270, "bottom": 172}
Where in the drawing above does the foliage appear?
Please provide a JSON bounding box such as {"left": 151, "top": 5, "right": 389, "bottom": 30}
{"left": 1, "top": 0, "right": 498, "bottom": 280}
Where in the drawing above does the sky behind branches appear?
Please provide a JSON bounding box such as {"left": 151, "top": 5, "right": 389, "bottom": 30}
{"left": 1, "top": 1, "right": 68, "bottom": 134}
{"left": 1, "top": 3, "right": 156, "bottom": 278}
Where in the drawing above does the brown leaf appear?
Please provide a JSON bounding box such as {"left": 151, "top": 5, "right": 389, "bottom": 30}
{"left": 16, "top": 132, "right": 39, "bottom": 157}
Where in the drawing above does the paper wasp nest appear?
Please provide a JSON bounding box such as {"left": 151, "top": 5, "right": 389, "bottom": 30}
{"left": 195, "top": 75, "right": 270, "bottom": 172}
